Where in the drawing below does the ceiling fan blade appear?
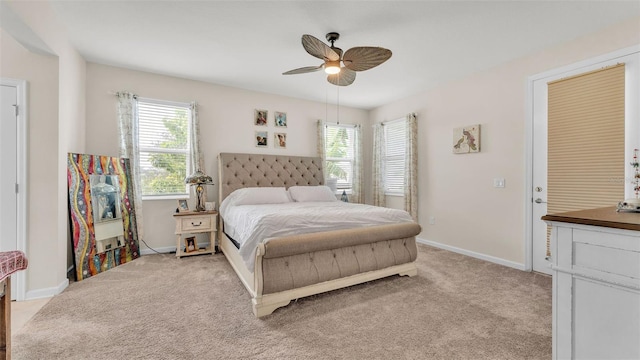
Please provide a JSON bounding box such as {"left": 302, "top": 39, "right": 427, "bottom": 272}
{"left": 282, "top": 65, "right": 323, "bottom": 75}
{"left": 302, "top": 34, "right": 340, "bottom": 61}
{"left": 327, "top": 68, "right": 356, "bottom": 86}
{"left": 343, "top": 47, "right": 392, "bottom": 72}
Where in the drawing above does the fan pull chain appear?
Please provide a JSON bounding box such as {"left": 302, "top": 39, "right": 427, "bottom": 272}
{"left": 336, "top": 86, "right": 340, "bottom": 125}
{"left": 325, "top": 85, "right": 328, "bottom": 123}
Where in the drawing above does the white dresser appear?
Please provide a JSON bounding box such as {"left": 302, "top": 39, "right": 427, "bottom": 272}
{"left": 543, "top": 207, "right": 640, "bottom": 360}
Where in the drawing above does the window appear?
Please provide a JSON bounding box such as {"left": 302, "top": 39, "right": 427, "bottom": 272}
{"left": 137, "top": 98, "right": 192, "bottom": 198}
{"left": 384, "top": 119, "right": 406, "bottom": 195}
{"left": 324, "top": 124, "right": 356, "bottom": 191}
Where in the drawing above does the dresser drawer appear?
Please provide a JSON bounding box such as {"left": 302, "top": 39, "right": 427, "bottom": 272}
{"left": 573, "top": 229, "right": 640, "bottom": 281}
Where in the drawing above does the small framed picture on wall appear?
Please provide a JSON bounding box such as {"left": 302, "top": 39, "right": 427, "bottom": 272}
{"left": 255, "top": 109, "right": 268, "bottom": 126}
{"left": 274, "top": 133, "right": 287, "bottom": 149}
{"left": 255, "top": 131, "right": 268, "bottom": 147}
{"left": 452, "top": 124, "right": 481, "bottom": 154}
{"left": 274, "top": 111, "right": 287, "bottom": 127}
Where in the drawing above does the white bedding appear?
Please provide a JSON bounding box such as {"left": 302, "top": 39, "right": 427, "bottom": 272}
{"left": 220, "top": 200, "right": 414, "bottom": 271}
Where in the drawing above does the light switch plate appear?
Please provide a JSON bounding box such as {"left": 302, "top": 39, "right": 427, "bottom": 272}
{"left": 494, "top": 178, "right": 505, "bottom": 188}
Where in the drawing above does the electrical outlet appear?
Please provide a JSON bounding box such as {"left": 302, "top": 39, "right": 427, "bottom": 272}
{"left": 493, "top": 178, "right": 505, "bottom": 188}
{"left": 429, "top": 216, "right": 435, "bottom": 225}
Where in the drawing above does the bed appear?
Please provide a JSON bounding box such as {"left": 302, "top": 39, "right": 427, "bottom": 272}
{"left": 217, "top": 153, "right": 421, "bottom": 317}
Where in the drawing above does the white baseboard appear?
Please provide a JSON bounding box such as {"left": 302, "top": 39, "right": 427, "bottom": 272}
{"left": 416, "top": 237, "right": 526, "bottom": 271}
{"left": 140, "top": 242, "right": 211, "bottom": 256}
{"left": 25, "top": 278, "right": 69, "bottom": 300}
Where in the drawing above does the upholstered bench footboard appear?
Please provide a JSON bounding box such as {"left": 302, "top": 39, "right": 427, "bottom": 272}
{"left": 259, "top": 223, "right": 420, "bottom": 294}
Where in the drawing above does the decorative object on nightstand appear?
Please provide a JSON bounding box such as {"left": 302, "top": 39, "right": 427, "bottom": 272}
{"left": 184, "top": 236, "right": 197, "bottom": 253}
{"left": 326, "top": 178, "right": 338, "bottom": 193}
{"left": 177, "top": 199, "right": 189, "bottom": 212}
{"left": 185, "top": 169, "right": 214, "bottom": 212}
{"left": 341, "top": 190, "right": 349, "bottom": 202}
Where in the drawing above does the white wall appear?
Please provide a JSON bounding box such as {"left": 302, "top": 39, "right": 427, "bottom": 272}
{"left": 84, "top": 63, "right": 369, "bottom": 252}
{"left": 1, "top": 0, "right": 86, "bottom": 298}
{"left": 370, "top": 16, "right": 640, "bottom": 266}
{"left": 0, "top": 29, "right": 60, "bottom": 293}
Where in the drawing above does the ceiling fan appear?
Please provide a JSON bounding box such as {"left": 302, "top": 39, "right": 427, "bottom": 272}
{"left": 283, "top": 32, "right": 392, "bottom": 86}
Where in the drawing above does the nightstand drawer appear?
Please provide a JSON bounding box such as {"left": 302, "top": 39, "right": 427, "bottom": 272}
{"left": 180, "top": 216, "right": 214, "bottom": 232}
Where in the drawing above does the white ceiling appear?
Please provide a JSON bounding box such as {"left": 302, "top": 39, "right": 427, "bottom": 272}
{"left": 50, "top": 1, "right": 639, "bottom": 109}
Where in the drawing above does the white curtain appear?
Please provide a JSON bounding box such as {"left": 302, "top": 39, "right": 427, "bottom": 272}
{"left": 316, "top": 119, "right": 327, "bottom": 179}
{"left": 189, "top": 102, "right": 207, "bottom": 200}
{"left": 351, "top": 124, "right": 363, "bottom": 203}
{"left": 116, "top": 92, "right": 144, "bottom": 241}
{"left": 405, "top": 113, "right": 418, "bottom": 220}
{"left": 372, "top": 123, "right": 386, "bottom": 207}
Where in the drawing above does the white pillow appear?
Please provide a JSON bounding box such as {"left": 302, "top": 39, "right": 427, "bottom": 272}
{"left": 288, "top": 186, "right": 338, "bottom": 202}
{"left": 225, "top": 187, "right": 291, "bottom": 207}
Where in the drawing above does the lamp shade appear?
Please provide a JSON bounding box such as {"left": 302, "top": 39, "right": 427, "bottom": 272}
{"left": 185, "top": 169, "right": 213, "bottom": 185}
{"left": 325, "top": 178, "right": 338, "bottom": 193}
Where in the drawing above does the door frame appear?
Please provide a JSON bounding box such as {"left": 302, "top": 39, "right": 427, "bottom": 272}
{"left": 524, "top": 45, "right": 640, "bottom": 272}
{"left": 1, "top": 77, "right": 28, "bottom": 300}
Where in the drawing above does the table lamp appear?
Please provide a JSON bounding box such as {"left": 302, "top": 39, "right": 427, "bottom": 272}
{"left": 185, "top": 169, "right": 214, "bottom": 212}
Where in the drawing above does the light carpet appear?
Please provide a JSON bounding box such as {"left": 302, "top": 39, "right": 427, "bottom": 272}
{"left": 14, "top": 244, "right": 551, "bottom": 359}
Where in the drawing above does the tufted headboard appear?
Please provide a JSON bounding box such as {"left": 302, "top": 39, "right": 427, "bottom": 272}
{"left": 218, "top": 153, "right": 324, "bottom": 203}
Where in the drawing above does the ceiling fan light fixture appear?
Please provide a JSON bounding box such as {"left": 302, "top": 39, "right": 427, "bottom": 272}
{"left": 285, "top": 33, "right": 391, "bottom": 86}
{"left": 324, "top": 61, "right": 341, "bottom": 74}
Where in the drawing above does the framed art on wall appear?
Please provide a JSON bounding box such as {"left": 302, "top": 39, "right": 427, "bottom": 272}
{"left": 274, "top": 133, "right": 287, "bottom": 148}
{"left": 275, "top": 111, "right": 287, "bottom": 127}
{"left": 453, "top": 124, "right": 481, "bottom": 154}
{"left": 256, "top": 131, "right": 268, "bottom": 147}
{"left": 255, "top": 109, "right": 268, "bottom": 126}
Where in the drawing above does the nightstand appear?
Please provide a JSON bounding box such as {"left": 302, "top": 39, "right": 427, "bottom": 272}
{"left": 173, "top": 210, "right": 217, "bottom": 258}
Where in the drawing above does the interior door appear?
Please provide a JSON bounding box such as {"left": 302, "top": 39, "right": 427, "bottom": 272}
{"left": 0, "top": 84, "right": 19, "bottom": 298}
{"left": 531, "top": 79, "right": 550, "bottom": 275}
{"left": 531, "top": 51, "right": 640, "bottom": 275}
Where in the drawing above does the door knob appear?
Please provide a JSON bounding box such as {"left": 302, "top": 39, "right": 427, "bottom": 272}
{"left": 534, "top": 198, "right": 547, "bottom": 204}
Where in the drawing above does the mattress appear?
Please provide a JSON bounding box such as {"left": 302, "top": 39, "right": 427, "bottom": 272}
{"left": 220, "top": 201, "right": 414, "bottom": 271}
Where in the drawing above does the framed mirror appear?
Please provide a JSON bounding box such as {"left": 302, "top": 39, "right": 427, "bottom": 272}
{"left": 90, "top": 174, "right": 125, "bottom": 254}
{"left": 67, "top": 153, "right": 140, "bottom": 281}
{"left": 91, "top": 175, "right": 121, "bottom": 223}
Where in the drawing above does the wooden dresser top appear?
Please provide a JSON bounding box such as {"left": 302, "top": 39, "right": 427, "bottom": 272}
{"left": 542, "top": 206, "right": 640, "bottom": 231}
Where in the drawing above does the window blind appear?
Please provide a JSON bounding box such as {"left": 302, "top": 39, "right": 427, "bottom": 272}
{"left": 384, "top": 119, "right": 406, "bottom": 194}
{"left": 546, "top": 63, "right": 625, "bottom": 254}
{"left": 138, "top": 98, "right": 192, "bottom": 197}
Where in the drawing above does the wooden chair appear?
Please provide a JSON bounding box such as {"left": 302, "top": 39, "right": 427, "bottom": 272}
{"left": 0, "top": 251, "right": 28, "bottom": 360}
